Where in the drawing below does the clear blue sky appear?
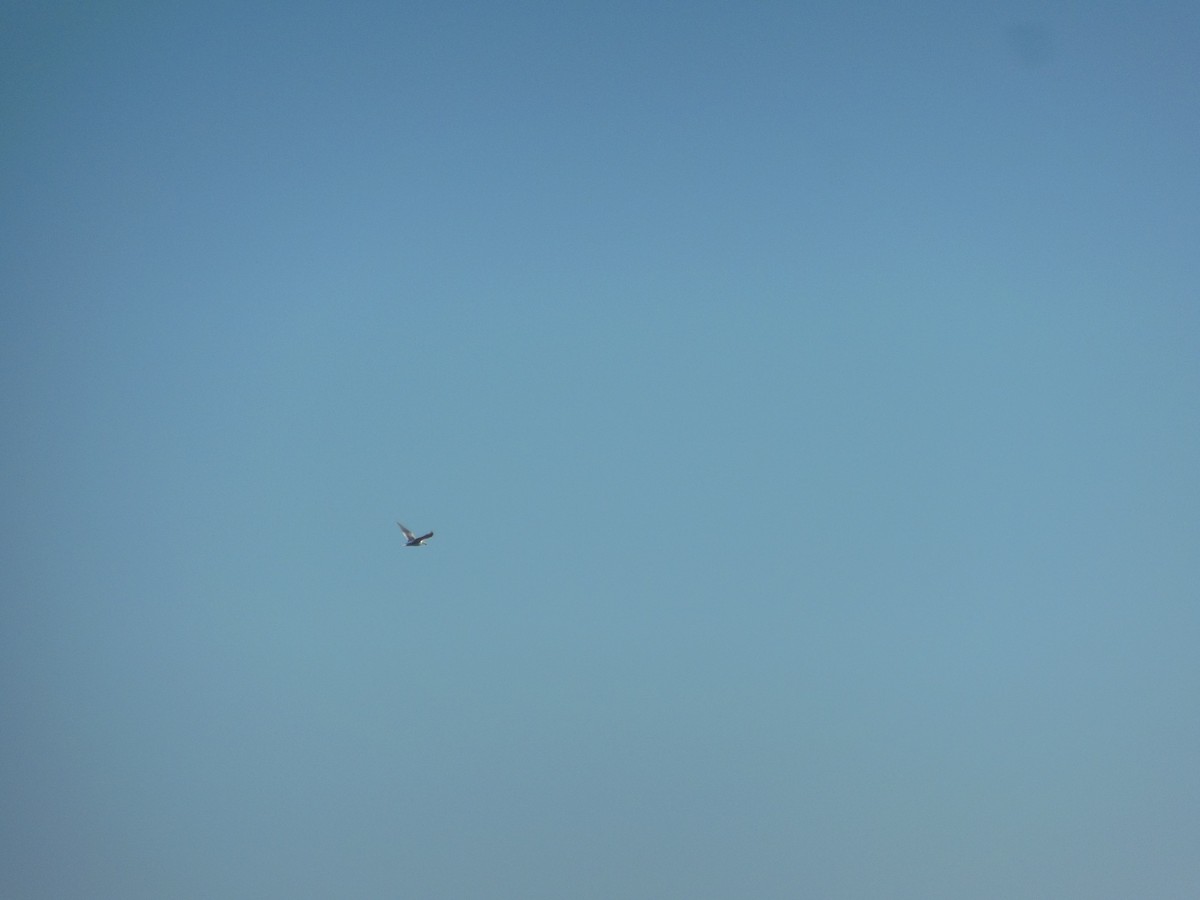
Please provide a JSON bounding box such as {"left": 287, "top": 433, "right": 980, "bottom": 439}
{"left": 3, "top": 3, "right": 1198, "bottom": 897}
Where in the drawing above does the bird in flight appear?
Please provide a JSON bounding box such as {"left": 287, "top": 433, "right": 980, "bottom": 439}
{"left": 397, "top": 522, "right": 434, "bottom": 546}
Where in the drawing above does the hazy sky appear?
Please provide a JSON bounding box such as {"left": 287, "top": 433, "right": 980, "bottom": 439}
{"left": 3, "top": 3, "right": 1198, "bottom": 898}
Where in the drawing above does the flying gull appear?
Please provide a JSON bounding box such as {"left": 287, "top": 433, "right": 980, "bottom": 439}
{"left": 397, "top": 522, "right": 434, "bottom": 546}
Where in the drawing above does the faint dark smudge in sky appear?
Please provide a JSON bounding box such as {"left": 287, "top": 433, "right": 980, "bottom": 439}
{"left": 1005, "top": 22, "right": 1057, "bottom": 67}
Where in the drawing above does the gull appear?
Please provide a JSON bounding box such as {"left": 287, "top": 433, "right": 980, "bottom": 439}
{"left": 397, "top": 522, "right": 434, "bottom": 546}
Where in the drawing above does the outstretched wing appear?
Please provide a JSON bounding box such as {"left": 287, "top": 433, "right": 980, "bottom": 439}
{"left": 416, "top": 531, "right": 434, "bottom": 543}
{"left": 396, "top": 522, "right": 416, "bottom": 541}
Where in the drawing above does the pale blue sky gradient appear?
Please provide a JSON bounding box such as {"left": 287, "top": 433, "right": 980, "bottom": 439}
{"left": 3, "top": 3, "right": 1199, "bottom": 898}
